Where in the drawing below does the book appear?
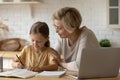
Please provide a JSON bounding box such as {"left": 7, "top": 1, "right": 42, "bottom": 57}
{"left": 66, "top": 74, "right": 78, "bottom": 79}
{"left": 0, "top": 68, "right": 38, "bottom": 79}
{"left": 35, "top": 71, "right": 66, "bottom": 78}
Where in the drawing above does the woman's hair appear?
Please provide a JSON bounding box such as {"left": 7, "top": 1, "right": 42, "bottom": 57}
{"left": 29, "top": 21, "right": 50, "bottom": 47}
{"left": 52, "top": 7, "right": 82, "bottom": 33}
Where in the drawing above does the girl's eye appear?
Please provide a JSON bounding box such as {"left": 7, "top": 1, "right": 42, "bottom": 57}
{"left": 36, "top": 41, "right": 44, "bottom": 43}
{"left": 32, "top": 40, "right": 42, "bottom": 43}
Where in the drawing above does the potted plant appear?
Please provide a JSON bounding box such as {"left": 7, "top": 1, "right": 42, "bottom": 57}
{"left": 99, "top": 39, "right": 111, "bottom": 47}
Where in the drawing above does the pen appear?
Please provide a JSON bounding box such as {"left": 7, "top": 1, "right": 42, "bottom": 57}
{"left": 16, "top": 54, "right": 24, "bottom": 66}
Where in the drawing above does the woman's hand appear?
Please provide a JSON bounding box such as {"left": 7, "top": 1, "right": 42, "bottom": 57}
{"left": 50, "top": 48, "right": 67, "bottom": 68}
{"left": 50, "top": 48, "right": 61, "bottom": 64}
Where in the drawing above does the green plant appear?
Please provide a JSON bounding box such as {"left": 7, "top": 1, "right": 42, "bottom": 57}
{"left": 99, "top": 39, "right": 111, "bottom": 47}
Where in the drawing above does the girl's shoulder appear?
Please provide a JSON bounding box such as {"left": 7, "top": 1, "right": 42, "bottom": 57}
{"left": 46, "top": 47, "right": 52, "bottom": 53}
{"left": 47, "top": 47, "right": 54, "bottom": 55}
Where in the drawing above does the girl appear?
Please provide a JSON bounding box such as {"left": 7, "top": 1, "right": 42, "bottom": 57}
{"left": 12, "top": 21, "right": 58, "bottom": 72}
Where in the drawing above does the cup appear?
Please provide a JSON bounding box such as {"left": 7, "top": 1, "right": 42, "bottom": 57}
{"left": 0, "top": 57, "right": 3, "bottom": 72}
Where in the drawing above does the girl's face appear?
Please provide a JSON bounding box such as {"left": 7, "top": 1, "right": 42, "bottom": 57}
{"left": 30, "top": 33, "right": 48, "bottom": 52}
{"left": 53, "top": 20, "right": 69, "bottom": 38}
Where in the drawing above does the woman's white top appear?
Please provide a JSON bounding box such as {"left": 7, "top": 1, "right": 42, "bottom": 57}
{"left": 54, "top": 26, "right": 100, "bottom": 71}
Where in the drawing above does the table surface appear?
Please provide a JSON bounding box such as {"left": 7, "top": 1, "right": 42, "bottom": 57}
{"left": 0, "top": 52, "right": 120, "bottom": 80}
{"left": 0, "top": 70, "right": 120, "bottom": 80}
{"left": 0, "top": 75, "right": 119, "bottom": 80}
{"left": 0, "top": 51, "right": 20, "bottom": 58}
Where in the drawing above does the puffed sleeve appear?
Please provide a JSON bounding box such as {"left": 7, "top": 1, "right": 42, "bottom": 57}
{"left": 48, "top": 52, "right": 56, "bottom": 64}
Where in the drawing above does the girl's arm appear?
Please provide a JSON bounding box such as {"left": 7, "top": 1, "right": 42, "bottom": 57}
{"left": 27, "top": 61, "right": 58, "bottom": 72}
{"left": 27, "top": 50, "right": 58, "bottom": 72}
{"left": 12, "top": 46, "right": 27, "bottom": 69}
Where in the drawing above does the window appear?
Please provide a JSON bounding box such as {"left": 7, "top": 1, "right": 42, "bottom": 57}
{"left": 107, "top": 0, "right": 119, "bottom": 28}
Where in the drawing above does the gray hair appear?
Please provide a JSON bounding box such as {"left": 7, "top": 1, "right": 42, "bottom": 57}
{"left": 52, "top": 7, "right": 82, "bottom": 33}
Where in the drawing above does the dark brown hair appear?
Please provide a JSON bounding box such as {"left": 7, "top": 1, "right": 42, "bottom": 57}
{"left": 29, "top": 21, "right": 50, "bottom": 47}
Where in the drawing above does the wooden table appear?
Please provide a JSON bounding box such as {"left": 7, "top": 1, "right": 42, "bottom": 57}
{"left": 0, "top": 51, "right": 20, "bottom": 58}
{"left": 0, "top": 75, "right": 119, "bottom": 80}
{"left": 0, "top": 71, "right": 120, "bottom": 80}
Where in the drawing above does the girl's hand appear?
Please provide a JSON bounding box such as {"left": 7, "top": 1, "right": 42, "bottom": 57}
{"left": 26, "top": 66, "right": 42, "bottom": 72}
{"left": 12, "top": 62, "right": 24, "bottom": 69}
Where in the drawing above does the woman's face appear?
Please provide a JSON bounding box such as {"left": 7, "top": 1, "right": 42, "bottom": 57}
{"left": 30, "top": 33, "right": 48, "bottom": 51}
{"left": 53, "top": 20, "right": 69, "bottom": 38}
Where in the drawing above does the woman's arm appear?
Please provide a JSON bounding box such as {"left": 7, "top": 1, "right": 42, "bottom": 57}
{"left": 50, "top": 48, "right": 69, "bottom": 71}
{"left": 66, "top": 28, "right": 100, "bottom": 71}
{"left": 51, "top": 33, "right": 87, "bottom": 71}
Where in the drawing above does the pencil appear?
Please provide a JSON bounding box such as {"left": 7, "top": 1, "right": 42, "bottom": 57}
{"left": 16, "top": 54, "right": 24, "bottom": 66}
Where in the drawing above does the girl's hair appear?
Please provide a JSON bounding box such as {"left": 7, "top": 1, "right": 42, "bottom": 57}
{"left": 52, "top": 7, "right": 82, "bottom": 33}
{"left": 29, "top": 21, "right": 50, "bottom": 47}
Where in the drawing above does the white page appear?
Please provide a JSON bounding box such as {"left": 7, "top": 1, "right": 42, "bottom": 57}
{"left": 0, "top": 69, "right": 38, "bottom": 78}
{"left": 0, "top": 69, "right": 21, "bottom": 76}
{"left": 36, "top": 71, "right": 66, "bottom": 77}
{"left": 10, "top": 69, "right": 38, "bottom": 78}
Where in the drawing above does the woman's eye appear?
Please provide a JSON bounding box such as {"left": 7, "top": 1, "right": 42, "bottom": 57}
{"left": 37, "top": 41, "right": 41, "bottom": 43}
{"left": 58, "top": 27, "right": 62, "bottom": 30}
{"left": 55, "top": 27, "right": 62, "bottom": 30}
{"left": 32, "top": 40, "right": 34, "bottom": 42}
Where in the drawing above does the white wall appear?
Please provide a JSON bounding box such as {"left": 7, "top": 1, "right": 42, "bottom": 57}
{"left": 0, "top": 0, "right": 120, "bottom": 48}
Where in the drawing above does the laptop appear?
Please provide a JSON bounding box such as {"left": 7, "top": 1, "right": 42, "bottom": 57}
{"left": 68, "top": 48, "right": 120, "bottom": 79}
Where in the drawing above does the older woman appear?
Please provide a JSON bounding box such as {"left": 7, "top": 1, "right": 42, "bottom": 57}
{"left": 52, "top": 7, "right": 100, "bottom": 71}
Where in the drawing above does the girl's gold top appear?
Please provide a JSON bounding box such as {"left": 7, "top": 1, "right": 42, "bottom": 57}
{"left": 18, "top": 45, "right": 54, "bottom": 68}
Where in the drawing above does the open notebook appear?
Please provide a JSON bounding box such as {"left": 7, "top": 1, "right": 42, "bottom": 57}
{"left": 0, "top": 68, "right": 66, "bottom": 79}
{"left": 0, "top": 69, "right": 38, "bottom": 79}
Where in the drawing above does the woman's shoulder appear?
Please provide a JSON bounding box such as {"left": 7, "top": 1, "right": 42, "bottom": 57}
{"left": 81, "top": 26, "right": 92, "bottom": 32}
{"left": 80, "top": 26, "right": 95, "bottom": 35}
